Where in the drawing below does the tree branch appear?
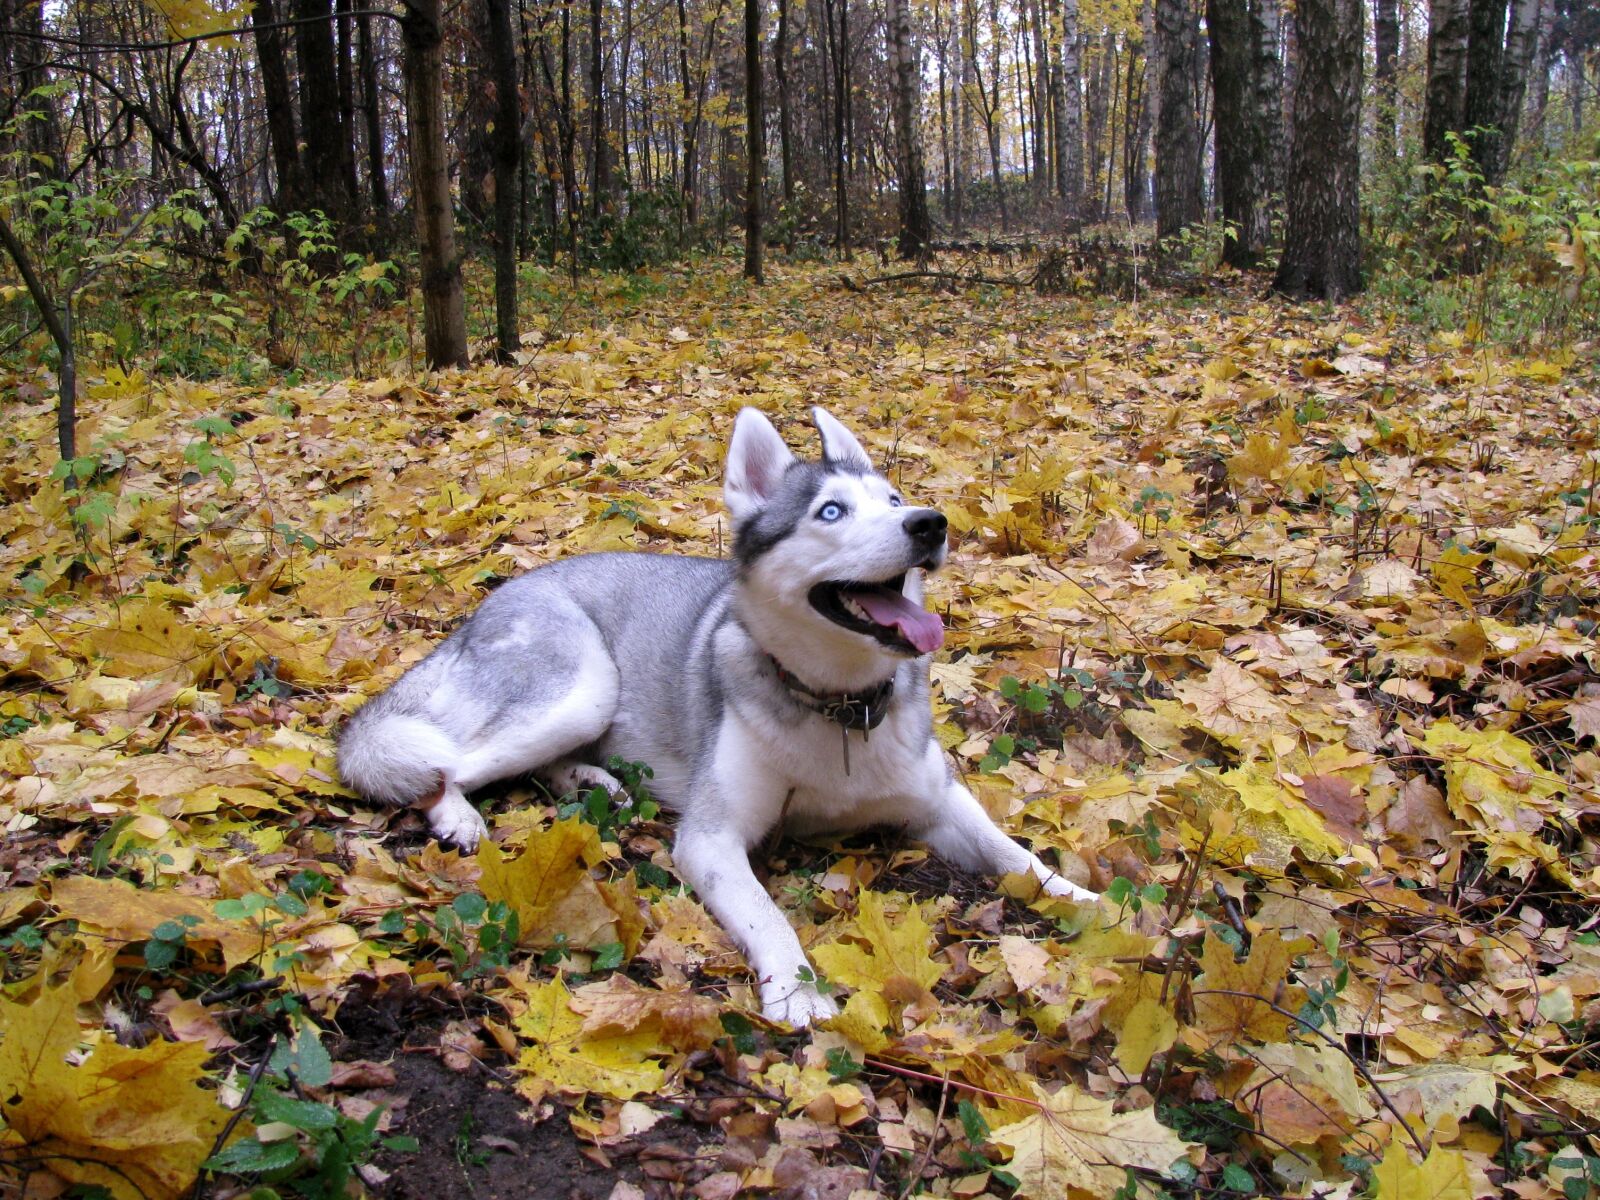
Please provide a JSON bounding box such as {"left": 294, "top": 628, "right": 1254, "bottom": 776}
{"left": 0, "top": 10, "right": 399, "bottom": 56}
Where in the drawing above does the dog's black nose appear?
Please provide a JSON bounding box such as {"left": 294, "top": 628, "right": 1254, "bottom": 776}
{"left": 903, "top": 509, "right": 948, "bottom": 548}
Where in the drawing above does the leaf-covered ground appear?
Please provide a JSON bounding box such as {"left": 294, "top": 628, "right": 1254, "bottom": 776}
{"left": 2, "top": 258, "right": 1599, "bottom": 1200}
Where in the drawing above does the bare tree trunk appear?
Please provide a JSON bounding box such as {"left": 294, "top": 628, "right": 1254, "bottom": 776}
{"left": 985, "top": 0, "right": 1008, "bottom": 229}
{"left": 401, "top": 0, "right": 469, "bottom": 367}
{"left": 1523, "top": 0, "right": 1553, "bottom": 145}
{"left": 744, "top": 0, "right": 765, "bottom": 280}
{"left": 1102, "top": 40, "right": 1121, "bottom": 217}
{"left": 888, "top": 0, "right": 932, "bottom": 254}
{"left": 1154, "top": 0, "right": 1203, "bottom": 239}
{"left": 0, "top": 213, "right": 74, "bottom": 461}
{"left": 825, "top": 0, "right": 851, "bottom": 253}
{"left": 296, "top": 0, "right": 355, "bottom": 223}
{"left": 336, "top": 0, "right": 362, "bottom": 211}
{"left": 251, "top": 0, "right": 305, "bottom": 212}
{"left": 488, "top": 0, "right": 522, "bottom": 360}
{"left": 1084, "top": 36, "right": 1109, "bottom": 218}
{"left": 955, "top": 0, "right": 973, "bottom": 232}
{"left": 1253, "top": 0, "right": 1283, "bottom": 193}
{"left": 1272, "top": 0, "right": 1362, "bottom": 299}
{"left": 1026, "top": 0, "right": 1049, "bottom": 195}
{"left": 1423, "top": 0, "right": 1470, "bottom": 163}
{"left": 618, "top": 0, "right": 633, "bottom": 187}
{"left": 358, "top": 9, "right": 389, "bottom": 213}
{"left": 1208, "top": 0, "right": 1274, "bottom": 264}
{"left": 1051, "top": 0, "right": 1083, "bottom": 225}
{"left": 935, "top": 0, "right": 953, "bottom": 217}
{"left": 1481, "top": 0, "right": 1539, "bottom": 181}
{"left": 1374, "top": 0, "right": 1399, "bottom": 161}
{"left": 678, "top": 0, "right": 695, "bottom": 213}
{"left": 775, "top": 0, "right": 794, "bottom": 205}
{"left": 1125, "top": 9, "right": 1154, "bottom": 220}
{"left": 559, "top": 0, "right": 579, "bottom": 256}
{"left": 589, "top": 0, "right": 610, "bottom": 213}
{"left": 462, "top": 0, "right": 497, "bottom": 227}
{"left": 1462, "top": 0, "right": 1507, "bottom": 153}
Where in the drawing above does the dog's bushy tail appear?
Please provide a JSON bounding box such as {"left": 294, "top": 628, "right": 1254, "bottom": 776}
{"left": 336, "top": 706, "right": 456, "bottom": 807}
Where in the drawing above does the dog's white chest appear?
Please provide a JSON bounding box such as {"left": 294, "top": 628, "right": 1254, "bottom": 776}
{"left": 732, "top": 703, "right": 942, "bottom": 831}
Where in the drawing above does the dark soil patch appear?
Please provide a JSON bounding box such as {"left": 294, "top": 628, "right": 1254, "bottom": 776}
{"left": 369, "top": 1052, "right": 629, "bottom": 1200}
{"left": 330, "top": 990, "right": 721, "bottom": 1200}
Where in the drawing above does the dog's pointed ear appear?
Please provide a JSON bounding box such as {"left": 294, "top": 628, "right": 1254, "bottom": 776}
{"left": 812, "top": 407, "right": 873, "bottom": 471}
{"left": 725, "top": 408, "right": 796, "bottom": 522}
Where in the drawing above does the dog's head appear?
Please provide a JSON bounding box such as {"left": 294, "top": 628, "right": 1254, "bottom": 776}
{"left": 725, "top": 407, "right": 946, "bottom": 665}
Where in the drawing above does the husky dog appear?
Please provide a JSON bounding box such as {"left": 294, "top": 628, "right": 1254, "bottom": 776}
{"left": 337, "top": 408, "right": 1098, "bottom": 1025}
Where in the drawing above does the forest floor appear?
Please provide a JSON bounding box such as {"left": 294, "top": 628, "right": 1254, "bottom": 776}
{"left": 2, "top": 256, "right": 1599, "bottom": 1200}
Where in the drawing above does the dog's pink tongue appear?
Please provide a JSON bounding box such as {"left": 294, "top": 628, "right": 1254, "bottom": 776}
{"left": 851, "top": 589, "right": 944, "bottom": 654}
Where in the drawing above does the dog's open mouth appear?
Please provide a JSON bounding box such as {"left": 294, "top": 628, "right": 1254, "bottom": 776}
{"left": 808, "top": 573, "right": 945, "bottom": 654}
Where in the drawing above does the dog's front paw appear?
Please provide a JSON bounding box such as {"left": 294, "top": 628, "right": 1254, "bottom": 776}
{"left": 1041, "top": 874, "right": 1100, "bottom": 903}
{"left": 427, "top": 792, "right": 489, "bottom": 852}
{"left": 760, "top": 978, "right": 841, "bottom": 1028}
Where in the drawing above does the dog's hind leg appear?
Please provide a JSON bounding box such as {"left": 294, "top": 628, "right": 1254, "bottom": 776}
{"left": 341, "top": 605, "right": 621, "bottom": 851}
{"left": 541, "top": 759, "right": 624, "bottom": 798}
{"left": 436, "top": 643, "right": 621, "bottom": 848}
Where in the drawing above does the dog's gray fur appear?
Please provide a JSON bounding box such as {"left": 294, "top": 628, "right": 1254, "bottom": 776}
{"left": 338, "top": 407, "right": 1096, "bottom": 1024}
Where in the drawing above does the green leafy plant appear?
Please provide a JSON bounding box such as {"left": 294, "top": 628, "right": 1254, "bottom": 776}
{"left": 143, "top": 915, "right": 202, "bottom": 971}
{"left": 795, "top": 964, "right": 834, "bottom": 996}
{"left": 955, "top": 1100, "right": 1019, "bottom": 1188}
{"left": 1104, "top": 876, "right": 1168, "bottom": 916}
{"left": 1296, "top": 929, "right": 1350, "bottom": 1033}
{"left": 824, "top": 1047, "right": 862, "bottom": 1081}
{"left": 556, "top": 755, "right": 659, "bottom": 841}
{"left": 205, "top": 1020, "right": 416, "bottom": 1193}
{"left": 432, "top": 891, "right": 522, "bottom": 978}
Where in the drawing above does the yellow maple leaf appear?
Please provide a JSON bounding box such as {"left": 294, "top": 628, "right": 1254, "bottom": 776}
{"left": 1235, "top": 1043, "right": 1375, "bottom": 1145}
{"left": 1372, "top": 1141, "right": 1473, "bottom": 1200}
{"left": 569, "top": 973, "right": 722, "bottom": 1050}
{"left": 1190, "top": 931, "right": 1309, "bottom": 1048}
{"left": 991, "top": 1083, "right": 1201, "bottom": 1198}
{"left": 1115, "top": 996, "right": 1178, "bottom": 1075}
{"left": 291, "top": 564, "right": 381, "bottom": 617}
{"left": 1172, "top": 657, "right": 1284, "bottom": 740}
{"left": 51, "top": 875, "right": 266, "bottom": 971}
{"left": 0, "top": 973, "right": 232, "bottom": 1199}
{"left": 811, "top": 890, "right": 946, "bottom": 1004}
{"left": 1418, "top": 719, "right": 1564, "bottom": 836}
{"left": 478, "top": 816, "right": 629, "bottom": 951}
{"left": 1227, "top": 431, "right": 1290, "bottom": 483}
{"left": 508, "top": 974, "right": 665, "bottom": 1104}
{"left": 84, "top": 599, "right": 212, "bottom": 685}
{"left": 1215, "top": 762, "right": 1346, "bottom": 858}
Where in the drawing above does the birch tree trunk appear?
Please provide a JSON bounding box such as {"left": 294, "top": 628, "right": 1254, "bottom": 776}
{"left": 889, "top": 0, "right": 932, "bottom": 254}
{"left": 1154, "top": 0, "right": 1203, "bottom": 239}
{"left": 744, "top": 0, "right": 764, "bottom": 280}
{"left": 1423, "top": 0, "right": 1470, "bottom": 163}
{"left": 251, "top": 0, "right": 305, "bottom": 213}
{"left": 1482, "top": 0, "right": 1540, "bottom": 182}
{"left": 1050, "top": 0, "right": 1083, "bottom": 225}
{"left": 776, "top": 0, "right": 795, "bottom": 205}
{"left": 487, "top": 0, "right": 522, "bottom": 360}
{"left": 1272, "top": 0, "right": 1362, "bottom": 299}
{"left": 1208, "top": 0, "right": 1278, "bottom": 264}
{"left": 589, "top": 0, "right": 610, "bottom": 214}
{"left": 1374, "top": 0, "right": 1399, "bottom": 162}
{"left": 401, "top": 0, "right": 470, "bottom": 367}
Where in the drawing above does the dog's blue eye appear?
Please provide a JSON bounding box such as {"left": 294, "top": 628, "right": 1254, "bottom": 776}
{"left": 889, "top": 495, "right": 904, "bottom": 507}
{"left": 817, "top": 502, "right": 844, "bottom": 522}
